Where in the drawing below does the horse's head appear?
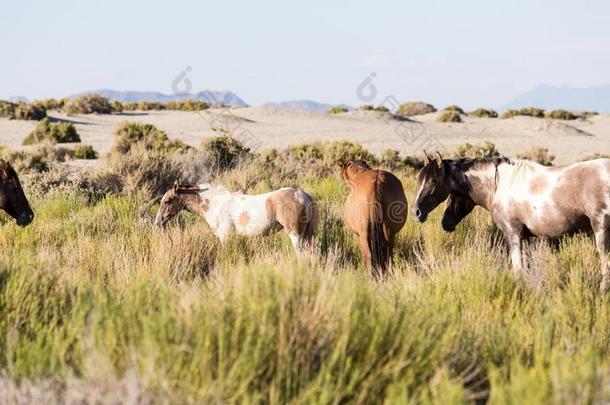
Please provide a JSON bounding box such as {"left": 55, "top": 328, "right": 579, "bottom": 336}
{"left": 155, "top": 180, "right": 187, "bottom": 228}
{"left": 441, "top": 193, "right": 475, "bottom": 232}
{"left": 338, "top": 159, "right": 372, "bottom": 182}
{"left": 0, "top": 161, "right": 34, "bottom": 227}
{"left": 413, "top": 151, "right": 452, "bottom": 223}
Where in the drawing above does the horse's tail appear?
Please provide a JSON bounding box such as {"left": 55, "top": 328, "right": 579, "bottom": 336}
{"left": 368, "top": 176, "right": 389, "bottom": 273}
{"left": 296, "top": 189, "right": 319, "bottom": 249}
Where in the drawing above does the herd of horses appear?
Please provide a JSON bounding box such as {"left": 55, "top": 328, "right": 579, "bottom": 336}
{"left": 2, "top": 152, "right": 610, "bottom": 290}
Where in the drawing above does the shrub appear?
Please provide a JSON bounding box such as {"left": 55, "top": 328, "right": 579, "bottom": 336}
{"left": 22, "top": 118, "right": 81, "bottom": 145}
{"left": 64, "top": 94, "right": 113, "bottom": 114}
{"left": 395, "top": 102, "right": 437, "bottom": 117}
{"left": 469, "top": 108, "right": 498, "bottom": 118}
{"left": 165, "top": 100, "right": 210, "bottom": 111}
{"left": 110, "top": 100, "right": 124, "bottom": 113}
{"left": 35, "top": 98, "right": 66, "bottom": 110}
{"left": 581, "top": 152, "right": 610, "bottom": 161}
{"left": 358, "top": 105, "right": 390, "bottom": 113}
{"left": 137, "top": 101, "right": 166, "bottom": 111}
{"left": 112, "top": 121, "right": 190, "bottom": 155}
{"left": 326, "top": 106, "right": 349, "bottom": 114}
{"left": 73, "top": 144, "right": 98, "bottom": 159}
{"left": 582, "top": 111, "right": 599, "bottom": 117}
{"left": 1, "top": 149, "right": 49, "bottom": 173}
{"left": 517, "top": 146, "right": 555, "bottom": 166}
{"left": 2, "top": 102, "right": 48, "bottom": 120}
{"left": 323, "top": 140, "right": 376, "bottom": 164}
{"left": 545, "top": 109, "right": 577, "bottom": 120}
{"left": 200, "top": 134, "right": 251, "bottom": 171}
{"left": 501, "top": 107, "right": 545, "bottom": 119}
{"left": 122, "top": 102, "right": 139, "bottom": 111}
{"left": 454, "top": 141, "right": 501, "bottom": 158}
{"left": 443, "top": 105, "right": 464, "bottom": 114}
{"left": 437, "top": 110, "right": 462, "bottom": 123}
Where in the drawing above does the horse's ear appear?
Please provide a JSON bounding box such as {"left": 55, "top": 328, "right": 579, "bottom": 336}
{"left": 172, "top": 180, "right": 180, "bottom": 191}
{"left": 423, "top": 151, "right": 431, "bottom": 166}
{"left": 435, "top": 151, "right": 443, "bottom": 166}
{"left": 337, "top": 159, "right": 346, "bottom": 169}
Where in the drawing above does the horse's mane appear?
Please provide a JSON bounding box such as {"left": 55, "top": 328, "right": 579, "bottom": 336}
{"left": 455, "top": 156, "right": 512, "bottom": 171}
{"left": 349, "top": 160, "right": 371, "bottom": 171}
{"left": 0, "top": 161, "right": 18, "bottom": 183}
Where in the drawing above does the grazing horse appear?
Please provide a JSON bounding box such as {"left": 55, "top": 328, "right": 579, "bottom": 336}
{"left": 413, "top": 152, "right": 610, "bottom": 290}
{"left": 0, "top": 161, "right": 34, "bottom": 227}
{"left": 155, "top": 182, "right": 319, "bottom": 253}
{"left": 339, "top": 160, "right": 407, "bottom": 273}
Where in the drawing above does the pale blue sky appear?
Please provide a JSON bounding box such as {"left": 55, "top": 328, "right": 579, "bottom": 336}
{"left": 1, "top": 0, "right": 609, "bottom": 109}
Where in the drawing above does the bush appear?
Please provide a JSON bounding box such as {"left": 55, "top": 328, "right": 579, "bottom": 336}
{"left": 517, "top": 146, "right": 555, "bottom": 166}
{"left": 395, "top": 102, "right": 437, "bottom": 117}
{"left": 358, "top": 105, "right": 390, "bottom": 113}
{"left": 137, "top": 101, "right": 166, "bottom": 111}
{"left": 34, "top": 98, "right": 66, "bottom": 111}
{"left": 437, "top": 110, "right": 462, "bottom": 123}
{"left": 323, "top": 140, "right": 376, "bottom": 164}
{"left": 501, "top": 107, "right": 545, "bottom": 119}
{"left": 112, "top": 121, "right": 190, "bottom": 155}
{"left": 545, "top": 109, "right": 577, "bottom": 120}
{"left": 443, "top": 105, "right": 464, "bottom": 114}
{"left": 469, "top": 108, "right": 498, "bottom": 118}
{"left": 73, "top": 144, "right": 98, "bottom": 159}
{"left": 581, "top": 152, "right": 610, "bottom": 161}
{"left": 1, "top": 149, "right": 49, "bottom": 173}
{"left": 454, "top": 141, "right": 501, "bottom": 158}
{"left": 326, "top": 106, "right": 349, "bottom": 114}
{"left": 0, "top": 101, "right": 47, "bottom": 120}
{"left": 165, "top": 100, "right": 210, "bottom": 111}
{"left": 22, "top": 118, "right": 81, "bottom": 145}
{"left": 200, "top": 134, "right": 251, "bottom": 171}
{"left": 64, "top": 94, "right": 113, "bottom": 114}
{"left": 379, "top": 149, "right": 424, "bottom": 170}
{"left": 110, "top": 100, "right": 124, "bottom": 113}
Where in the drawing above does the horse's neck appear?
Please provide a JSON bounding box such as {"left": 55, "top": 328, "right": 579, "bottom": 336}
{"left": 182, "top": 188, "right": 233, "bottom": 220}
{"left": 461, "top": 164, "right": 499, "bottom": 211}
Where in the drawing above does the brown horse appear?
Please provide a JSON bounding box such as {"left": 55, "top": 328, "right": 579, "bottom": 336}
{"left": 413, "top": 152, "right": 610, "bottom": 290}
{"left": 339, "top": 160, "right": 407, "bottom": 273}
{"left": 0, "top": 161, "right": 34, "bottom": 227}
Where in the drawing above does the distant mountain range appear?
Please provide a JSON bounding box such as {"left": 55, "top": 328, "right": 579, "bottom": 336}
{"left": 501, "top": 84, "right": 610, "bottom": 112}
{"left": 72, "top": 89, "right": 248, "bottom": 106}
{"left": 263, "top": 99, "right": 353, "bottom": 113}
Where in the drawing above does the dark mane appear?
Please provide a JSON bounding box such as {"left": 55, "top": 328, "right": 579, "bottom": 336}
{"left": 455, "top": 156, "right": 512, "bottom": 171}
{"left": 176, "top": 184, "right": 203, "bottom": 195}
{"left": 349, "top": 160, "right": 372, "bottom": 171}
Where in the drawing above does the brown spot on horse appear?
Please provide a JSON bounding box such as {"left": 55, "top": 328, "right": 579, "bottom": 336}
{"left": 239, "top": 211, "right": 250, "bottom": 226}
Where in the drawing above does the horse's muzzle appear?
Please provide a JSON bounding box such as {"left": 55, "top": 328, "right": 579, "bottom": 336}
{"left": 441, "top": 218, "right": 456, "bottom": 233}
{"left": 413, "top": 207, "right": 427, "bottom": 223}
{"left": 17, "top": 212, "right": 34, "bottom": 227}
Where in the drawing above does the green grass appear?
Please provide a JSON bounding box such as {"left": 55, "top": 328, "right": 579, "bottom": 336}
{"left": 1, "top": 156, "right": 610, "bottom": 403}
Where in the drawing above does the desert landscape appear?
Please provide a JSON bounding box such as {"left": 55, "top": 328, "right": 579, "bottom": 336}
{"left": 2, "top": 106, "right": 609, "bottom": 164}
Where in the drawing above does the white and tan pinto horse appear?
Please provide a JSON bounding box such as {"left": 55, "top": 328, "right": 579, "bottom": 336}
{"left": 413, "top": 153, "right": 610, "bottom": 290}
{"left": 155, "top": 182, "right": 319, "bottom": 253}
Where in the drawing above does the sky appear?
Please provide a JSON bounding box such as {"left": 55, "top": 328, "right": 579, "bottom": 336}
{"left": 1, "top": 0, "right": 609, "bottom": 109}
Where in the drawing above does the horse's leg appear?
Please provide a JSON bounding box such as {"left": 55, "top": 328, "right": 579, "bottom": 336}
{"left": 502, "top": 225, "right": 524, "bottom": 275}
{"left": 358, "top": 234, "right": 373, "bottom": 270}
{"left": 593, "top": 219, "right": 610, "bottom": 292}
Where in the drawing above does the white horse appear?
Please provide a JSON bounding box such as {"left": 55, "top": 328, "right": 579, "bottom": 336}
{"left": 155, "top": 181, "right": 319, "bottom": 253}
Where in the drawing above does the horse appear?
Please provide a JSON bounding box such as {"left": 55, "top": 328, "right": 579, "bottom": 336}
{"left": 413, "top": 152, "right": 610, "bottom": 290}
{"left": 339, "top": 160, "right": 407, "bottom": 274}
{"left": 154, "top": 181, "right": 319, "bottom": 253}
{"left": 0, "top": 161, "right": 34, "bottom": 227}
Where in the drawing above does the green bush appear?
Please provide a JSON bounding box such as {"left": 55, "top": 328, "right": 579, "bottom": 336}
{"left": 395, "top": 102, "right": 437, "bottom": 117}
{"left": 64, "top": 94, "right": 113, "bottom": 114}
{"left": 0, "top": 101, "right": 47, "bottom": 120}
{"left": 501, "top": 107, "right": 545, "bottom": 119}
{"left": 517, "top": 146, "right": 555, "bottom": 166}
{"left": 1, "top": 149, "right": 49, "bottom": 173}
{"left": 326, "top": 106, "right": 349, "bottom": 114}
{"left": 34, "top": 98, "right": 66, "bottom": 111}
{"left": 454, "top": 141, "right": 501, "bottom": 158}
{"left": 112, "top": 121, "right": 190, "bottom": 155}
{"left": 545, "top": 109, "right": 577, "bottom": 120}
{"left": 323, "top": 140, "right": 376, "bottom": 164}
{"left": 137, "top": 101, "right": 166, "bottom": 111}
{"left": 22, "top": 118, "right": 81, "bottom": 145}
{"left": 437, "top": 110, "right": 462, "bottom": 123}
{"left": 200, "top": 134, "right": 251, "bottom": 171}
{"left": 110, "top": 100, "right": 124, "bottom": 113}
{"left": 443, "top": 105, "right": 464, "bottom": 114}
{"left": 73, "top": 144, "right": 98, "bottom": 159}
{"left": 469, "top": 108, "right": 498, "bottom": 118}
{"left": 165, "top": 100, "right": 210, "bottom": 111}
{"left": 358, "top": 105, "right": 390, "bottom": 113}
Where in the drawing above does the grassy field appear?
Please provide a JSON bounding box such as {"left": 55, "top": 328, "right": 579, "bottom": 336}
{"left": 1, "top": 141, "right": 610, "bottom": 404}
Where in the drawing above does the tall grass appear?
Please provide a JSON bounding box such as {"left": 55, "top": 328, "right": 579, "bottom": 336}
{"left": 1, "top": 145, "right": 610, "bottom": 403}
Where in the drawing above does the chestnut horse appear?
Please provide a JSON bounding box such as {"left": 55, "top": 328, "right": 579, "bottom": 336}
{"left": 413, "top": 152, "right": 610, "bottom": 291}
{"left": 155, "top": 182, "right": 319, "bottom": 253}
{"left": 0, "top": 161, "right": 34, "bottom": 227}
{"left": 339, "top": 160, "right": 407, "bottom": 273}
